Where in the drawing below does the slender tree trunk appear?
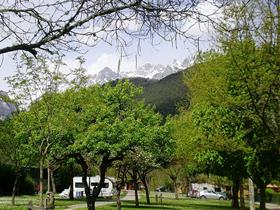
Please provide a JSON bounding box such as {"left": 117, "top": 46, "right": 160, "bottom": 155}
{"left": 141, "top": 176, "right": 150, "bottom": 204}
{"left": 82, "top": 165, "right": 94, "bottom": 210}
{"left": 172, "top": 178, "right": 178, "bottom": 200}
{"left": 83, "top": 173, "right": 94, "bottom": 210}
{"left": 69, "top": 182, "right": 74, "bottom": 200}
{"left": 133, "top": 170, "right": 139, "bottom": 207}
{"left": 240, "top": 180, "right": 245, "bottom": 210}
{"left": 259, "top": 184, "right": 266, "bottom": 210}
{"left": 11, "top": 168, "right": 20, "bottom": 205}
{"left": 248, "top": 178, "right": 255, "bottom": 210}
{"left": 116, "top": 182, "right": 122, "bottom": 210}
{"left": 69, "top": 164, "right": 74, "bottom": 200}
{"left": 50, "top": 169, "right": 56, "bottom": 193}
{"left": 185, "top": 176, "right": 190, "bottom": 197}
{"left": 232, "top": 178, "right": 240, "bottom": 209}
{"left": 39, "top": 158, "right": 44, "bottom": 207}
{"left": 90, "top": 163, "right": 108, "bottom": 210}
{"left": 47, "top": 167, "right": 51, "bottom": 193}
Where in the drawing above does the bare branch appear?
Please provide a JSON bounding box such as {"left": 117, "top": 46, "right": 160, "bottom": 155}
{"left": 0, "top": 0, "right": 227, "bottom": 57}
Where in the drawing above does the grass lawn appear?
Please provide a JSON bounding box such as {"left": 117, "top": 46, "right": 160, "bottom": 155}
{"left": 0, "top": 195, "right": 86, "bottom": 210}
{"left": 0, "top": 194, "right": 249, "bottom": 210}
{"left": 93, "top": 198, "right": 247, "bottom": 210}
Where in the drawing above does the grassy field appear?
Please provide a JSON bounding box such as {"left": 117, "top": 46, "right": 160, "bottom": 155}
{"left": 0, "top": 194, "right": 248, "bottom": 210}
{"left": 94, "top": 199, "right": 248, "bottom": 210}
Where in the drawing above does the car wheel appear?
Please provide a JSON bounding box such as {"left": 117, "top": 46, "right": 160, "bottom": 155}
{"left": 219, "top": 197, "right": 225, "bottom": 200}
{"left": 200, "top": 195, "right": 206, "bottom": 199}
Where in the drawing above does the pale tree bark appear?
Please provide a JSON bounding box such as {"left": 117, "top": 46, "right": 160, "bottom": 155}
{"left": 116, "top": 182, "right": 122, "bottom": 210}
{"left": 248, "top": 178, "right": 255, "bottom": 210}
{"left": 50, "top": 169, "right": 56, "bottom": 194}
{"left": 47, "top": 167, "right": 51, "bottom": 193}
{"left": 39, "top": 158, "right": 44, "bottom": 207}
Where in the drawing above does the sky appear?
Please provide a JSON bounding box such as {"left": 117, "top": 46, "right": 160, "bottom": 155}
{"left": 0, "top": 1, "right": 220, "bottom": 92}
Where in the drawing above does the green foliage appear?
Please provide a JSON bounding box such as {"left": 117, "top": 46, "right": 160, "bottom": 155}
{"left": 173, "top": 1, "right": 280, "bottom": 195}
{"left": 128, "top": 71, "right": 188, "bottom": 116}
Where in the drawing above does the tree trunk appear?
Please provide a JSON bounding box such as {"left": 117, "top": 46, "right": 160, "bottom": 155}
{"left": 82, "top": 165, "right": 94, "bottom": 210}
{"left": 76, "top": 154, "right": 94, "bottom": 210}
{"left": 11, "top": 168, "right": 20, "bottom": 205}
{"left": 69, "top": 164, "right": 74, "bottom": 200}
{"left": 50, "top": 169, "right": 56, "bottom": 193}
{"left": 259, "top": 184, "right": 266, "bottom": 210}
{"left": 69, "top": 182, "right": 74, "bottom": 200}
{"left": 232, "top": 178, "right": 240, "bottom": 209}
{"left": 141, "top": 176, "right": 150, "bottom": 204}
{"left": 175, "top": 182, "right": 179, "bottom": 199}
{"left": 47, "top": 167, "right": 51, "bottom": 193}
{"left": 172, "top": 178, "right": 178, "bottom": 200}
{"left": 240, "top": 180, "right": 245, "bottom": 210}
{"left": 116, "top": 182, "right": 122, "bottom": 210}
{"left": 39, "top": 158, "right": 44, "bottom": 207}
{"left": 76, "top": 155, "right": 110, "bottom": 210}
{"left": 133, "top": 170, "right": 139, "bottom": 207}
{"left": 185, "top": 176, "right": 190, "bottom": 197}
{"left": 248, "top": 178, "right": 255, "bottom": 210}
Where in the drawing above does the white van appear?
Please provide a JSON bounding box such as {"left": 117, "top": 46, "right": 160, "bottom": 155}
{"left": 59, "top": 176, "right": 116, "bottom": 198}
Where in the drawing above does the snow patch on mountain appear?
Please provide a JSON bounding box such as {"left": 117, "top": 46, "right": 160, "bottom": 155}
{"left": 0, "top": 91, "right": 16, "bottom": 120}
{"left": 89, "top": 58, "right": 190, "bottom": 84}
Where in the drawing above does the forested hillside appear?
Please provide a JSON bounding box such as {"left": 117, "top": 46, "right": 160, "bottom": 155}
{"left": 128, "top": 70, "right": 189, "bottom": 116}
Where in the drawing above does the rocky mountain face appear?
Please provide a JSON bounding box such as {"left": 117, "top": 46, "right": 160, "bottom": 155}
{"left": 0, "top": 91, "right": 16, "bottom": 120}
{"left": 89, "top": 59, "right": 189, "bottom": 84}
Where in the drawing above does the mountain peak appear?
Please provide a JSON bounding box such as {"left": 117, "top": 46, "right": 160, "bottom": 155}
{"left": 89, "top": 58, "right": 189, "bottom": 85}
{"left": 0, "top": 91, "right": 16, "bottom": 120}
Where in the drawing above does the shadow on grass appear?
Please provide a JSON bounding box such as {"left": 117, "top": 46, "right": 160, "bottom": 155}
{"left": 111, "top": 201, "right": 174, "bottom": 210}
{"left": 160, "top": 199, "right": 250, "bottom": 210}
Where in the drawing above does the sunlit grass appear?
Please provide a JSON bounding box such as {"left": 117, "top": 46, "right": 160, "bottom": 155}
{"left": 0, "top": 193, "right": 252, "bottom": 210}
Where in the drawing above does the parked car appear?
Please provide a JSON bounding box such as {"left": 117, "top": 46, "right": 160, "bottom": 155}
{"left": 198, "top": 190, "right": 227, "bottom": 200}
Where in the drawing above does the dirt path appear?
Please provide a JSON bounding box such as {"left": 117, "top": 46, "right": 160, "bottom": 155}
{"left": 64, "top": 190, "right": 138, "bottom": 210}
{"left": 256, "top": 202, "right": 280, "bottom": 210}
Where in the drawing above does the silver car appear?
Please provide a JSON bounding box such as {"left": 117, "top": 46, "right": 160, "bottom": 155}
{"left": 198, "top": 190, "right": 227, "bottom": 200}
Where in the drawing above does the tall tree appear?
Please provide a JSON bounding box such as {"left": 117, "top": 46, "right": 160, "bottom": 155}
{"left": 6, "top": 56, "right": 70, "bottom": 207}
{"left": 0, "top": 118, "right": 32, "bottom": 205}
{"left": 216, "top": 1, "right": 280, "bottom": 208}
{"left": 56, "top": 80, "right": 172, "bottom": 210}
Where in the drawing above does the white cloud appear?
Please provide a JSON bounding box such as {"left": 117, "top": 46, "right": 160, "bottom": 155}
{"left": 182, "top": 1, "right": 222, "bottom": 38}
{"left": 87, "top": 53, "right": 142, "bottom": 75}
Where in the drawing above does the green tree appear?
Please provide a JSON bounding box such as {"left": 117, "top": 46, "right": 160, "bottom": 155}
{"left": 56, "top": 80, "right": 172, "bottom": 210}
{"left": 216, "top": 1, "right": 280, "bottom": 208}
{"left": 172, "top": 52, "right": 251, "bottom": 208}
{"left": 0, "top": 118, "right": 31, "bottom": 205}
{"left": 7, "top": 55, "right": 71, "bottom": 207}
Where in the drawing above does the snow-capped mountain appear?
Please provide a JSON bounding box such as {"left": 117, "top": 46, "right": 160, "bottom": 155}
{"left": 89, "top": 59, "right": 189, "bottom": 84}
{"left": 89, "top": 67, "right": 120, "bottom": 84}
{"left": 0, "top": 91, "right": 16, "bottom": 120}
